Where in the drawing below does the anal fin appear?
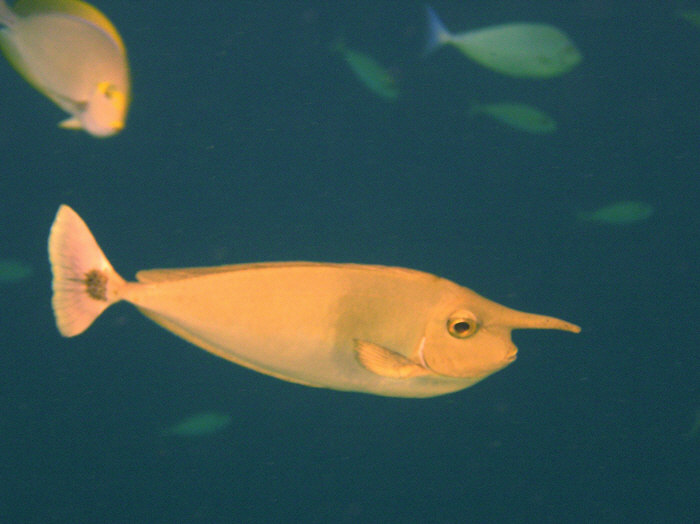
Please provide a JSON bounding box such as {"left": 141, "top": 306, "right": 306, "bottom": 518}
{"left": 354, "top": 340, "right": 429, "bottom": 379}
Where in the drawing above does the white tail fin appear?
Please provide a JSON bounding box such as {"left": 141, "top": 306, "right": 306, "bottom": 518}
{"left": 48, "top": 205, "right": 126, "bottom": 337}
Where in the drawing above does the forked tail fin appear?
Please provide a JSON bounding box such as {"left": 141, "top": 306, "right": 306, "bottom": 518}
{"left": 48, "top": 205, "right": 126, "bottom": 337}
{"left": 424, "top": 4, "right": 451, "bottom": 57}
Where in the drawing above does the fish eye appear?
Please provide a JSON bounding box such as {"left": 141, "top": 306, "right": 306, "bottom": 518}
{"left": 96, "top": 81, "right": 111, "bottom": 96}
{"left": 447, "top": 313, "right": 479, "bottom": 339}
{"left": 96, "top": 81, "right": 119, "bottom": 99}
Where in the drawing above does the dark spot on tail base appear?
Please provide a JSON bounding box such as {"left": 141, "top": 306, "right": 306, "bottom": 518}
{"left": 85, "top": 270, "right": 108, "bottom": 301}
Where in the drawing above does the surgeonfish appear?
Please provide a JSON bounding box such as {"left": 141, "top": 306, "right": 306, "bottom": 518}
{"left": 470, "top": 101, "right": 557, "bottom": 134}
{"left": 424, "top": 5, "right": 581, "bottom": 78}
{"left": 0, "top": 0, "right": 130, "bottom": 137}
{"left": 331, "top": 38, "right": 399, "bottom": 100}
{"left": 48, "top": 205, "right": 580, "bottom": 399}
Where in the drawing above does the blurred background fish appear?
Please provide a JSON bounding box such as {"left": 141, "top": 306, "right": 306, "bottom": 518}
{"left": 469, "top": 100, "right": 557, "bottom": 134}
{"left": 576, "top": 201, "right": 654, "bottom": 225}
{"left": 162, "top": 411, "right": 232, "bottom": 437}
{"left": 424, "top": 4, "right": 582, "bottom": 78}
{"left": 331, "top": 37, "right": 399, "bottom": 101}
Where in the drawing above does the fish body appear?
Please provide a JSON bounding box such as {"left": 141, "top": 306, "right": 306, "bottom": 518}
{"left": 470, "top": 101, "right": 557, "bottom": 134}
{"left": 163, "top": 412, "right": 232, "bottom": 437}
{"left": 48, "top": 205, "right": 580, "bottom": 398}
{"left": 0, "top": 258, "right": 32, "bottom": 283}
{"left": 425, "top": 5, "right": 581, "bottom": 78}
{"left": 0, "top": 0, "right": 129, "bottom": 136}
{"left": 676, "top": 9, "right": 700, "bottom": 28}
{"left": 577, "top": 201, "right": 654, "bottom": 225}
{"left": 332, "top": 38, "right": 398, "bottom": 100}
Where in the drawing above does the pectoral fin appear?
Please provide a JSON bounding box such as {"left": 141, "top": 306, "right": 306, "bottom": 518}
{"left": 59, "top": 116, "right": 83, "bottom": 130}
{"left": 354, "top": 340, "right": 430, "bottom": 379}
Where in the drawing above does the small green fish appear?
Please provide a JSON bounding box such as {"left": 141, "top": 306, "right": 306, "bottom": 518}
{"left": 425, "top": 5, "right": 581, "bottom": 78}
{"left": 470, "top": 101, "right": 557, "bottom": 134}
{"left": 683, "top": 409, "right": 700, "bottom": 440}
{"left": 577, "top": 201, "right": 654, "bottom": 225}
{"left": 163, "top": 412, "right": 232, "bottom": 437}
{"left": 0, "top": 258, "right": 32, "bottom": 283}
{"left": 676, "top": 9, "right": 700, "bottom": 28}
{"left": 332, "top": 38, "right": 398, "bottom": 100}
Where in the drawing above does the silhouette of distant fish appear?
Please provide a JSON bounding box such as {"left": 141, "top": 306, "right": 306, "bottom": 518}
{"left": 470, "top": 100, "right": 557, "bottom": 134}
{"left": 331, "top": 38, "right": 398, "bottom": 100}
{"left": 162, "top": 412, "right": 232, "bottom": 437}
{"left": 424, "top": 4, "right": 581, "bottom": 78}
{"left": 577, "top": 201, "right": 654, "bottom": 225}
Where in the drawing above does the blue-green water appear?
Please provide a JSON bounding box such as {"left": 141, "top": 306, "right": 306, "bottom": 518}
{"left": 1, "top": 2, "right": 698, "bottom": 522}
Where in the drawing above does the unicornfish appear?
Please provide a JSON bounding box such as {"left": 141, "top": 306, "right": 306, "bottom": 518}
{"left": 48, "top": 205, "right": 581, "bottom": 398}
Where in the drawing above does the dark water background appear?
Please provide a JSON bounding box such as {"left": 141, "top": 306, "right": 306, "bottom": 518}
{"left": 0, "top": 2, "right": 698, "bottom": 522}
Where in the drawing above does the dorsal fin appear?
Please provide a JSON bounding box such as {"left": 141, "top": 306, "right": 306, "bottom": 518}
{"left": 135, "top": 262, "right": 436, "bottom": 283}
{"left": 136, "top": 265, "right": 241, "bottom": 283}
{"left": 14, "top": 0, "right": 126, "bottom": 55}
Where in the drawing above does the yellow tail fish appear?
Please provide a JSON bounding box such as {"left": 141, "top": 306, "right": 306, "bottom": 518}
{"left": 0, "top": 0, "right": 129, "bottom": 136}
{"left": 48, "top": 205, "right": 580, "bottom": 398}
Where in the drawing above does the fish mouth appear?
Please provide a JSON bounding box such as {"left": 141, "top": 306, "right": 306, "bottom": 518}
{"left": 414, "top": 336, "right": 516, "bottom": 378}
{"left": 417, "top": 344, "right": 516, "bottom": 379}
{"left": 471, "top": 354, "right": 516, "bottom": 376}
